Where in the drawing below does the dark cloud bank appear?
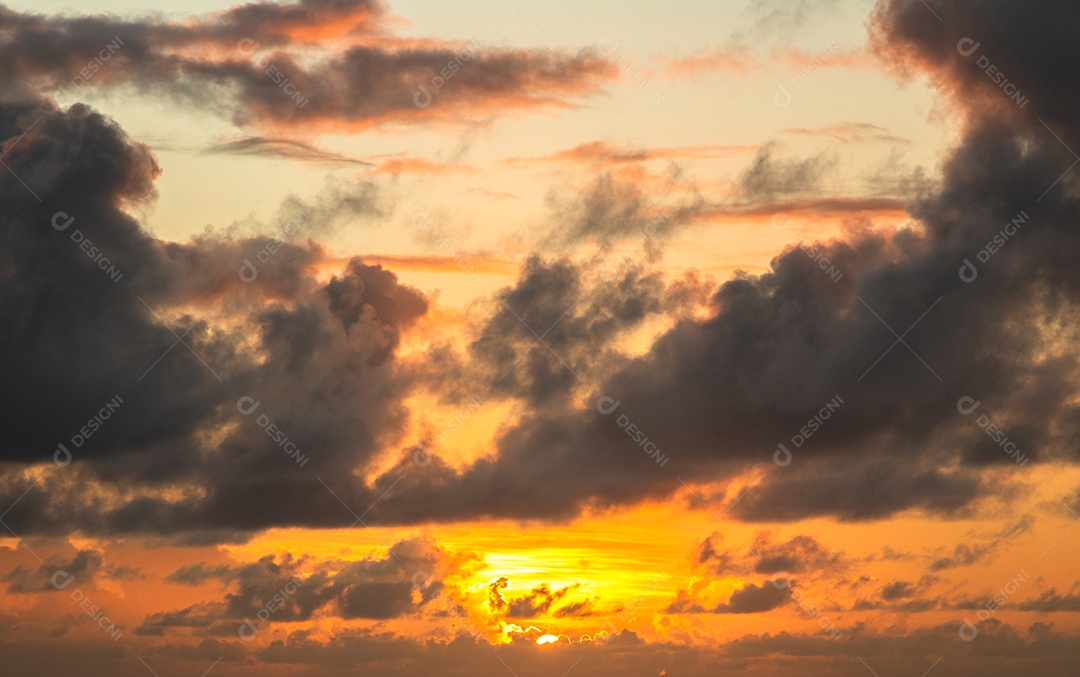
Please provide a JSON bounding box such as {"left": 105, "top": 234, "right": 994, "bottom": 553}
{"left": 0, "top": 0, "right": 613, "bottom": 129}
{"left": 1, "top": 0, "right": 1080, "bottom": 544}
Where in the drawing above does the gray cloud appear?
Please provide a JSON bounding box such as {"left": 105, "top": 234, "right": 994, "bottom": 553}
{"left": 4, "top": 0, "right": 1080, "bottom": 540}
{"left": 667, "top": 580, "right": 791, "bottom": 614}
{"left": 202, "top": 137, "right": 373, "bottom": 165}
{"left": 0, "top": 1, "right": 614, "bottom": 131}
{"left": 3, "top": 549, "right": 103, "bottom": 593}
{"left": 140, "top": 538, "right": 446, "bottom": 635}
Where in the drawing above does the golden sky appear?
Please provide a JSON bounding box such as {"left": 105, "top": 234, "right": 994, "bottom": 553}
{"left": 2, "top": 0, "right": 1080, "bottom": 675}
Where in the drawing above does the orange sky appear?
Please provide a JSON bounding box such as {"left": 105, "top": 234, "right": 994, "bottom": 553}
{"left": 3, "top": 0, "right": 1080, "bottom": 676}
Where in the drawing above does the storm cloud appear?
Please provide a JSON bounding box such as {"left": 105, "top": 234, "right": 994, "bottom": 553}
{"left": 3, "top": 0, "right": 1080, "bottom": 540}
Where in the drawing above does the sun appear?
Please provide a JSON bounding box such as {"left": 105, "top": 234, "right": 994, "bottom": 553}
{"left": 536, "top": 634, "right": 560, "bottom": 645}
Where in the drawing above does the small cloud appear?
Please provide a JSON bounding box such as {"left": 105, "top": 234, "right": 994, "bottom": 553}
{"left": 202, "top": 136, "right": 373, "bottom": 165}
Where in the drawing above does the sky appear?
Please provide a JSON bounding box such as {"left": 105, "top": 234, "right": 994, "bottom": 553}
{"left": 1, "top": 0, "right": 1080, "bottom": 675}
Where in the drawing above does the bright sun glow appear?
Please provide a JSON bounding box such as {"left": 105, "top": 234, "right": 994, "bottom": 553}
{"left": 536, "top": 634, "right": 559, "bottom": 645}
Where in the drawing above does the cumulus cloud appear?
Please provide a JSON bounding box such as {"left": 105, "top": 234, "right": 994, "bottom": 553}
{"left": 4, "top": 549, "right": 103, "bottom": 593}
{"left": 140, "top": 538, "right": 448, "bottom": 635}
{"left": 666, "top": 580, "right": 791, "bottom": 614}
{"left": 4, "top": 0, "right": 1080, "bottom": 541}
{"left": 506, "top": 583, "right": 580, "bottom": 618}
{"left": 0, "top": 97, "right": 429, "bottom": 539}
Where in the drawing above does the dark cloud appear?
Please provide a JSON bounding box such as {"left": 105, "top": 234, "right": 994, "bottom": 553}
{"left": 666, "top": 579, "right": 791, "bottom": 615}
{"left": 738, "top": 143, "right": 837, "bottom": 199}
{"left": 141, "top": 538, "right": 446, "bottom": 635}
{"left": 462, "top": 255, "right": 667, "bottom": 407}
{"left": 0, "top": 1, "right": 614, "bottom": 132}
{"left": 167, "top": 563, "right": 237, "bottom": 586}
{"left": 506, "top": 583, "right": 580, "bottom": 618}
{"left": 0, "top": 97, "right": 430, "bottom": 538}
{"left": 929, "top": 542, "right": 997, "bottom": 571}
{"left": 1017, "top": 588, "right": 1080, "bottom": 613}
{"left": 696, "top": 534, "right": 736, "bottom": 574}
{"left": 8, "top": 603, "right": 1080, "bottom": 676}
{"left": 752, "top": 534, "right": 846, "bottom": 575}
{"left": 1001, "top": 514, "right": 1037, "bottom": 539}
{"left": 366, "top": 0, "right": 1080, "bottom": 527}
{"left": 202, "top": 136, "right": 372, "bottom": 165}
{"left": 880, "top": 580, "right": 915, "bottom": 600}
{"left": 487, "top": 577, "right": 509, "bottom": 614}
{"left": 668, "top": 580, "right": 794, "bottom": 615}
{"left": 552, "top": 599, "right": 596, "bottom": 618}
{"left": 690, "top": 531, "right": 847, "bottom": 579}
{"left": 265, "top": 178, "right": 387, "bottom": 240}
{"left": 137, "top": 603, "right": 223, "bottom": 636}
{"left": 5, "top": 0, "right": 1080, "bottom": 538}
{"left": 733, "top": 462, "right": 988, "bottom": 522}
{"left": 715, "top": 581, "right": 791, "bottom": 613}
{"left": 3, "top": 549, "right": 103, "bottom": 593}
{"left": 544, "top": 174, "right": 652, "bottom": 245}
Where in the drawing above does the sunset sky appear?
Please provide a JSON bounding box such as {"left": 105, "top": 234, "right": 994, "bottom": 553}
{"left": 3, "top": 0, "right": 1080, "bottom": 675}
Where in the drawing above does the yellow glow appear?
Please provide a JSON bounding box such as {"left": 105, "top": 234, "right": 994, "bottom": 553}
{"left": 536, "top": 634, "right": 559, "bottom": 645}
